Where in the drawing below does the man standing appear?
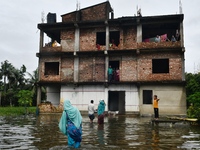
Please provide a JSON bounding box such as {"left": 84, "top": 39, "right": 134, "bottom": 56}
{"left": 88, "top": 100, "right": 95, "bottom": 123}
{"left": 153, "top": 95, "right": 160, "bottom": 120}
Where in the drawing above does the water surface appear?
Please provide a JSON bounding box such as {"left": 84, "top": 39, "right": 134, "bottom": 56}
{"left": 0, "top": 114, "right": 200, "bottom": 150}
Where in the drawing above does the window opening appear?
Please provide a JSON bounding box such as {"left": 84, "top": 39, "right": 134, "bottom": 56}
{"left": 45, "top": 62, "right": 59, "bottom": 75}
{"left": 143, "top": 90, "right": 152, "bottom": 104}
{"left": 152, "top": 59, "right": 169, "bottom": 73}
{"left": 96, "top": 32, "right": 106, "bottom": 46}
{"left": 109, "top": 31, "right": 120, "bottom": 47}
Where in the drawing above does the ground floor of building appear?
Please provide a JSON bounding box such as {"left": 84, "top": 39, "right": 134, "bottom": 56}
{"left": 44, "top": 83, "right": 186, "bottom": 116}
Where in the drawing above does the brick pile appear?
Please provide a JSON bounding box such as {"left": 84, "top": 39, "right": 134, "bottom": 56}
{"left": 38, "top": 102, "right": 63, "bottom": 113}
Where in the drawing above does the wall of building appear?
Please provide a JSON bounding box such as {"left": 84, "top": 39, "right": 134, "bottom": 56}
{"left": 61, "top": 29, "right": 75, "bottom": 52}
{"left": 61, "top": 57, "right": 74, "bottom": 82}
{"left": 61, "top": 2, "right": 109, "bottom": 22}
{"left": 139, "top": 85, "right": 186, "bottom": 116}
{"left": 39, "top": 52, "right": 183, "bottom": 83}
{"left": 137, "top": 52, "right": 182, "bottom": 81}
{"left": 58, "top": 84, "right": 139, "bottom": 112}
{"left": 46, "top": 85, "right": 60, "bottom": 106}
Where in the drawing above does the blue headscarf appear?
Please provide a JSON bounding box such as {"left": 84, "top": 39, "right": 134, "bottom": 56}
{"left": 59, "top": 100, "right": 82, "bottom": 134}
{"left": 64, "top": 100, "right": 82, "bottom": 128}
{"left": 97, "top": 100, "right": 106, "bottom": 115}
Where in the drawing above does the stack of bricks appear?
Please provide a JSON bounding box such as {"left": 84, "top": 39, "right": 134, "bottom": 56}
{"left": 38, "top": 102, "right": 63, "bottom": 113}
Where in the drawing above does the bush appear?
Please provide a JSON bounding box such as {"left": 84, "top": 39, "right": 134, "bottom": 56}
{"left": 0, "top": 107, "right": 36, "bottom": 116}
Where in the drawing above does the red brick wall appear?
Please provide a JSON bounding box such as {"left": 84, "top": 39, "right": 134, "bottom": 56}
{"left": 81, "top": 3, "right": 107, "bottom": 21}
{"left": 39, "top": 57, "right": 61, "bottom": 82}
{"left": 80, "top": 28, "right": 97, "bottom": 51}
{"left": 137, "top": 52, "right": 182, "bottom": 81}
{"left": 61, "top": 30, "right": 75, "bottom": 52}
{"left": 61, "top": 57, "right": 74, "bottom": 82}
{"left": 79, "top": 57, "right": 105, "bottom": 82}
{"left": 62, "top": 3, "right": 108, "bottom": 22}
{"left": 121, "top": 56, "right": 137, "bottom": 81}
{"left": 122, "top": 26, "right": 137, "bottom": 49}
{"left": 94, "top": 57, "right": 105, "bottom": 81}
{"left": 62, "top": 12, "right": 76, "bottom": 23}
{"left": 79, "top": 57, "right": 93, "bottom": 82}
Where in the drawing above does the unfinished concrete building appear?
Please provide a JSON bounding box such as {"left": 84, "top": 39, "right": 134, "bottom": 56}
{"left": 37, "top": 1, "right": 186, "bottom": 116}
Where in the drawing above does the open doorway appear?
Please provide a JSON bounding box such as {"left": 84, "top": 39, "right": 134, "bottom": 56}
{"left": 108, "top": 91, "right": 125, "bottom": 114}
{"left": 109, "top": 61, "right": 120, "bottom": 82}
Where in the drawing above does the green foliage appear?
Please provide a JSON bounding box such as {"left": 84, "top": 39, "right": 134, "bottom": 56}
{"left": 17, "top": 90, "right": 33, "bottom": 107}
{"left": 186, "top": 73, "right": 200, "bottom": 97}
{"left": 0, "top": 60, "right": 44, "bottom": 106}
{"left": 0, "top": 107, "right": 36, "bottom": 116}
{"left": 186, "top": 73, "right": 200, "bottom": 119}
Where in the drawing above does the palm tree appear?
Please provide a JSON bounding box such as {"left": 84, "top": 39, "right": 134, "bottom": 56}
{"left": 0, "top": 61, "right": 27, "bottom": 106}
{"left": 0, "top": 60, "right": 14, "bottom": 104}
{"left": 27, "top": 68, "right": 46, "bottom": 106}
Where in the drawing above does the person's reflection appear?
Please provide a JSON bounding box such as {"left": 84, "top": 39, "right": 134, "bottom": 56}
{"left": 107, "top": 116, "right": 127, "bottom": 146}
{"left": 152, "top": 127, "right": 160, "bottom": 147}
{"left": 97, "top": 124, "right": 105, "bottom": 145}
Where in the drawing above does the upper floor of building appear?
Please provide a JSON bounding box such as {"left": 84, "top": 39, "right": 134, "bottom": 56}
{"left": 37, "top": 1, "right": 184, "bottom": 55}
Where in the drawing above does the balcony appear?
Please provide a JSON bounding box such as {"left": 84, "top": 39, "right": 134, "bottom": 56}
{"left": 137, "top": 41, "right": 181, "bottom": 50}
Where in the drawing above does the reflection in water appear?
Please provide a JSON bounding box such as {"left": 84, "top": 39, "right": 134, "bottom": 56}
{"left": 97, "top": 125, "right": 104, "bottom": 145}
{"left": 0, "top": 114, "right": 200, "bottom": 149}
{"left": 151, "top": 126, "right": 159, "bottom": 148}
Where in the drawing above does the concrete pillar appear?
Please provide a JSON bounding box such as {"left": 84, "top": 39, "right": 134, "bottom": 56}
{"left": 36, "top": 86, "right": 41, "bottom": 106}
{"left": 106, "top": 24, "right": 109, "bottom": 50}
{"left": 39, "top": 30, "right": 44, "bottom": 51}
{"left": 137, "top": 24, "right": 142, "bottom": 43}
{"left": 74, "top": 27, "right": 80, "bottom": 52}
{"left": 74, "top": 57, "right": 79, "bottom": 82}
{"left": 180, "top": 22, "right": 184, "bottom": 47}
{"left": 104, "top": 87, "right": 108, "bottom": 111}
{"left": 105, "top": 25, "right": 109, "bottom": 82}
{"left": 74, "top": 27, "right": 80, "bottom": 82}
{"left": 180, "top": 22, "right": 185, "bottom": 80}
{"left": 36, "top": 30, "right": 44, "bottom": 106}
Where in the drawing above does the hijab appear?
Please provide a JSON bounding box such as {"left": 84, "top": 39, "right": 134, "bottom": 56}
{"left": 64, "top": 100, "right": 82, "bottom": 129}
{"left": 97, "top": 100, "right": 106, "bottom": 115}
{"left": 59, "top": 100, "right": 82, "bottom": 134}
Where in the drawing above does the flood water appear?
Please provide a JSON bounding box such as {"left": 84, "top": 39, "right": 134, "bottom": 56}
{"left": 0, "top": 114, "right": 200, "bottom": 150}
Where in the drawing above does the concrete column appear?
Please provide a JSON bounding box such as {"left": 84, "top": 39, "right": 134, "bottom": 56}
{"left": 105, "top": 56, "right": 108, "bottom": 82}
{"left": 36, "top": 86, "right": 41, "bottom": 106}
{"left": 106, "top": 24, "right": 109, "bottom": 50}
{"left": 74, "top": 57, "right": 79, "bottom": 82}
{"left": 105, "top": 24, "right": 109, "bottom": 82}
{"left": 74, "top": 27, "right": 80, "bottom": 52}
{"left": 137, "top": 24, "right": 142, "bottom": 43}
{"left": 36, "top": 30, "right": 43, "bottom": 106}
{"left": 104, "top": 87, "right": 108, "bottom": 111}
{"left": 180, "top": 22, "right": 185, "bottom": 80}
{"left": 39, "top": 30, "right": 44, "bottom": 51}
{"left": 74, "top": 27, "right": 80, "bottom": 82}
{"left": 180, "top": 22, "right": 184, "bottom": 47}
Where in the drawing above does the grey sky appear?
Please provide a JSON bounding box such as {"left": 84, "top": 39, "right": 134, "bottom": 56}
{"left": 0, "top": 0, "right": 199, "bottom": 74}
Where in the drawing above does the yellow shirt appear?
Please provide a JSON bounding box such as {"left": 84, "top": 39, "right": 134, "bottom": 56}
{"left": 153, "top": 99, "right": 159, "bottom": 108}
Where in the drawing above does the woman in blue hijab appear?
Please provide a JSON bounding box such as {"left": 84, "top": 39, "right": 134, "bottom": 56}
{"left": 97, "top": 99, "right": 106, "bottom": 125}
{"left": 59, "top": 100, "right": 82, "bottom": 148}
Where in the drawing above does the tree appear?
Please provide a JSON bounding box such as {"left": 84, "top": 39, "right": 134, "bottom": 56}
{"left": 17, "top": 90, "right": 33, "bottom": 114}
{"left": 27, "top": 68, "right": 46, "bottom": 106}
{"left": 187, "top": 92, "right": 200, "bottom": 119}
{"left": 186, "top": 73, "right": 200, "bottom": 119}
{"left": 0, "top": 60, "right": 15, "bottom": 105}
{"left": 0, "top": 60, "right": 29, "bottom": 106}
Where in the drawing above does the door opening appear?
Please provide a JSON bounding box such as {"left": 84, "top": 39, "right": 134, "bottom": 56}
{"left": 108, "top": 91, "right": 125, "bottom": 114}
{"left": 109, "top": 61, "right": 120, "bottom": 82}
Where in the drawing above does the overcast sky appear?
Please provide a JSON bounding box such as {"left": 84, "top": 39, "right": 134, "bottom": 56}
{"left": 1, "top": 0, "right": 200, "bottom": 75}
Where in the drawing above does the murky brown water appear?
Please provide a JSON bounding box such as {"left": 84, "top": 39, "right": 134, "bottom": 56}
{"left": 0, "top": 114, "right": 200, "bottom": 150}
